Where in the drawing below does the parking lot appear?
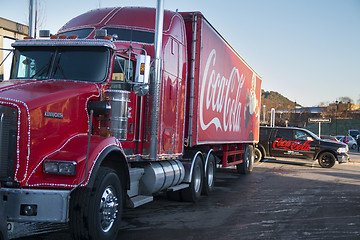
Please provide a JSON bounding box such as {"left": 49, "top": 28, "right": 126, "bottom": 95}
{"left": 10, "top": 150, "right": 360, "bottom": 239}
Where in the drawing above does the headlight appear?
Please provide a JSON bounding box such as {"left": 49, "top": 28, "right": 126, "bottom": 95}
{"left": 43, "top": 160, "right": 77, "bottom": 175}
{"left": 337, "top": 147, "right": 347, "bottom": 154}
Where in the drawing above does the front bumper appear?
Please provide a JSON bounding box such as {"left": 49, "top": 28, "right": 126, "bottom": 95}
{"left": 337, "top": 153, "right": 350, "bottom": 163}
{"left": 1, "top": 188, "right": 70, "bottom": 222}
{"left": 0, "top": 193, "right": 8, "bottom": 240}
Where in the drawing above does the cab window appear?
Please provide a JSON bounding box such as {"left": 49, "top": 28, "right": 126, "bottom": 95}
{"left": 294, "top": 130, "right": 309, "bottom": 141}
{"left": 111, "top": 55, "right": 133, "bottom": 90}
{"left": 275, "top": 129, "right": 294, "bottom": 139}
{"left": 260, "top": 127, "right": 271, "bottom": 139}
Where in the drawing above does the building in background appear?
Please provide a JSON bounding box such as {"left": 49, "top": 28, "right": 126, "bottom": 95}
{"left": 0, "top": 17, "right": 29, "bottom": 80}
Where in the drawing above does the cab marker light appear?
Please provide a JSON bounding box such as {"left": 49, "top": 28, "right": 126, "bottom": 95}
{"left": 43, "top": 160, "right": 77, "bottom": 175}
{"left": 68, "top": 35, "right": 78, "bottom": 39}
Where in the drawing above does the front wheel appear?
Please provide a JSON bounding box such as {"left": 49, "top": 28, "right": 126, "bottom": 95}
{"left": 318, "top": 152, "right": 336, "bottom": 168}
{"left": 237, "top": 145, "right": 254, "bottom": 174}
{"left": 70, "top": 167, "right": 123, "bottom": 240}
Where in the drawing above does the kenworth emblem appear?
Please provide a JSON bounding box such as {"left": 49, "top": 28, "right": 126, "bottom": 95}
{"left": 44, "top": 111, "right": 63, "bottom": 119}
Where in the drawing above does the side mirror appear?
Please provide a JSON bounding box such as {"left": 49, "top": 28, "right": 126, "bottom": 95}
{"left": 134, "top": 54, "right": 150, "bottom": 96}
{"left": 307, "top": 137, "right": 313, "bottom": 141}
{"left": 135, "top": 54, "right": 150, "bottom": 84}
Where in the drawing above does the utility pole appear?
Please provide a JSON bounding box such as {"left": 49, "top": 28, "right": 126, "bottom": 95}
{"left": 263, "top": 105, "right": 266, "bottom": 123}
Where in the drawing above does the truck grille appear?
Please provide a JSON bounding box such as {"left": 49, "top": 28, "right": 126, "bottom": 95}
{"left": 0, "top": 105, "right": 17, "bottom": 182}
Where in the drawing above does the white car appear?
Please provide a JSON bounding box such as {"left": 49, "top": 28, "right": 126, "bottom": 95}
{"left": 335, "top": 135, "right": 357, "bottom": 150}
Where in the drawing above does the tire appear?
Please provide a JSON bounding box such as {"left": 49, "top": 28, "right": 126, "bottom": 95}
{"left": 318, "top": 152, "right": 336, "bottom": 168}
{"left": 237, "top": 145, "right": 254, "bottom": 174}
{"left": 352, "top": 144, "right": 357, "bottom": 150}
{"left": 202, "top": 152, "right": 216, "bottom": 195}
{"left": 254, "top": 147, "right": 262, "bottom": 162}
{"left": 181, "top": 154, "right": 204, "bottom": 202}
{"left": 70, "top": 167, "right": 123, "bottom": 240}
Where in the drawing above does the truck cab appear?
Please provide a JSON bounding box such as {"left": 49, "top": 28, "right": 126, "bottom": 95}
{"left": 0, "top": 7, "right": 261, "bottom": 240}
{"left": 255, "top": 126, "right": 349, "bottom": 168}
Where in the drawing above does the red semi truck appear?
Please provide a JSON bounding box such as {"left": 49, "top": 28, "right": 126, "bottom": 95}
{"left": 0, "top": 7, "right": 261, "bottom": 240}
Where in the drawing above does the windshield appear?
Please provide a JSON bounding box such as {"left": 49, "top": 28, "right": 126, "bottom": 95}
{"left": 11, "top": 46, "right": 109, "bottom": 82}
{"left": 304, "top": 129, "right": 320, "bottom": 140}
{"left": 104, "top": 28, "right": 154, "bottom": 44}
{"left": 58, "top": 28, "right": 93, "bottom": 39}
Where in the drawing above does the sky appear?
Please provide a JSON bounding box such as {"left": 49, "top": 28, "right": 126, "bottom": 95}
{"left": 1, "top": 0, "right": 359, "bottom": 107}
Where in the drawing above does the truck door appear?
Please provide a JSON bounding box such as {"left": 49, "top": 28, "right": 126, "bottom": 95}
{"left": 161, "top": 37, "right": 183, "bottom": 154}
{"left": 271, "top": 128, "right": 316, "bottom": 159}
{"left": 270, "top": 128, "right": 295, "bottom": 158}
{"left": 293, "top": 129, "right": 316, "bottom": 159}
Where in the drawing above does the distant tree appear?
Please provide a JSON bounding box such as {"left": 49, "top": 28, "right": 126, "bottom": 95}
{"left": 338, "top": 96, "right": 353, "bottom": 104}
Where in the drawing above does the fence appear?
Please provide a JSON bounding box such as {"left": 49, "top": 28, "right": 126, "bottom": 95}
{"left": 306, "top": 118, "right": 360, "bottom": 136}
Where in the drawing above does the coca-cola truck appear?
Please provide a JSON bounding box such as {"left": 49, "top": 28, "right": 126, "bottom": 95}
{"left": 0, "top": 7, "right": 261, "bottom": 240}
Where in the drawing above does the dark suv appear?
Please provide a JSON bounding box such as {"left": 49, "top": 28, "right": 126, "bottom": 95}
{"left": 255, "top": 126, "right": 349, "bottom": 168}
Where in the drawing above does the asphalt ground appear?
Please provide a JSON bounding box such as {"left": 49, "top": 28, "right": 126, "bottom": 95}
{"left": 9, "top": 150, "right": 360, "bottom": 240}
{"left": 349, "top": 148, "right": 360, "bottom": 162}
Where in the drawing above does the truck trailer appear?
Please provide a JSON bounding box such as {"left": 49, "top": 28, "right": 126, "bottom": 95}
{"left": 0, "top": 7, "right": 261, "bottom": 240}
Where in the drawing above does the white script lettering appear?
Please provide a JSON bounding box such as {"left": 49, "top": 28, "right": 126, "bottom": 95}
{"left": 199, "top": 49, "right": 245, "bottom": 132}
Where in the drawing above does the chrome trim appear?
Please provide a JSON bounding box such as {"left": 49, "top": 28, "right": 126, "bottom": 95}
{"left": 188, "top": 13, "right": 198, "bottom": 147}
{"left": 12, "top": 39, "right": 116, "bottom": 49}
{"left": 150, "top": 0, "right": 164, "bottom": 160}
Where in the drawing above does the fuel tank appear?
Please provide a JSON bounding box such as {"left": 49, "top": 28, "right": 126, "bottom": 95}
{"left": 141, "top": 160, "right": 185, "bottom": 194}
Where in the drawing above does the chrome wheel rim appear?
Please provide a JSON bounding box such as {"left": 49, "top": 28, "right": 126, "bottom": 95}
{"left": 194, "top": 163, "right": 202, "bottom": 193}
{"left": 99, "top": 186, "right": 119, "bottom": 232}
{"left": 207, "top": 159, "right": 214, "bottom": 187}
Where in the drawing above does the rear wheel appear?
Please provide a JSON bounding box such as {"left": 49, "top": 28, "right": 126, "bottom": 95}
{"left": 318, "top": 152, "right": 336, "bottom": 168}
{"left": 254, "top": 147, "right": 262, "bottom": 162}
{"left": 70, "top": 167, "right": 123, "bottom": 240}
{"left": 202, "top": 152, "right": 216, "bottom": 195}
{"left": 237, "top": 144, "right": 254, "bottom": 174}
{"left": 181, "top": 154, "right": 203, "bottom": 202}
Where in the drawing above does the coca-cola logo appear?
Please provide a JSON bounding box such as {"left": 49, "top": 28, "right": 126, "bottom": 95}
{"left": 199, "top": 49, "right": 245, "bottom": 132}
{"left": 273, "top": 138, "right": 311, "bottom": 151}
